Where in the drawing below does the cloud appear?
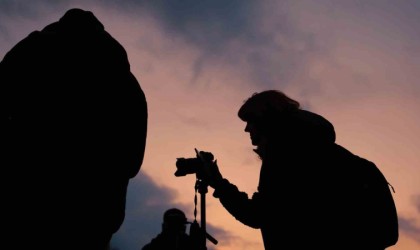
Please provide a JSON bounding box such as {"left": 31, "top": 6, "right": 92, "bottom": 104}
{"left": 2, "top": 0, "right": 420, "bottom": 94}
{"left": 119, "top": 1, "right": 334, "bottom": 92}
{"left": 138, "top": 0, "right": 258, "bottom": 50}
{"left": 396, "top": 195, "right": 420, "bottom": 243}
{"left": 110, "top": 172, "right": 234, "bottom": 250}
{"left": 0, "top": 0, "right": 71, "bottom": 18}
{"left": 415, "top": 195, "right": 420, "bottom": 214}
{"left": 92, "top": 0, "right": 258, "bottom": 49}
{"left": 398, "top": 217, "right": 420, "bottom": 243}
{"left": 95, "top": 0, "right": 322, "bottom": 89}
{"left": 110, "top": 172, "right": 185, "bottom": 250}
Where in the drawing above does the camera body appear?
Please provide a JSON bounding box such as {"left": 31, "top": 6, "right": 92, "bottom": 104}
{"left": 175, "top": 157, "right": 203, "bottom": 176}
{"left": 175, "top": 149, "right": 214, "bottom": 177}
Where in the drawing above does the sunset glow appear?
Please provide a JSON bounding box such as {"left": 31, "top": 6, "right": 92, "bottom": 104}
{"left": 1, "top": 1, "right": 419, "bottom": 249}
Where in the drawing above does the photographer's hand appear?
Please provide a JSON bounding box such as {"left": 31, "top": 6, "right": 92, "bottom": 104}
{"left": 197, "top": 151, "right": 223, "bottom": 189}
{"left": 207, "top": 159, "right": 224, "bottom": 189}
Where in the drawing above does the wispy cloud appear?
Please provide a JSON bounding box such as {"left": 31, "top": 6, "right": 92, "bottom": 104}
{"left": 396, "top": 194, "right": 420, "bottom": 243}
{"left": 399, "top": 217, "right": 420, "bottom": 243}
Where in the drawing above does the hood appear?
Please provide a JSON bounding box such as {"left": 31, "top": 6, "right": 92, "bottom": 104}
{"left": 290, "top": 110, "right": 336, "bottom": 144}
{"left": 282, "top": 109, "right": 336, "bottom": 145}
{"left": 41, "top": 8, "right": 104, "bottom": 33}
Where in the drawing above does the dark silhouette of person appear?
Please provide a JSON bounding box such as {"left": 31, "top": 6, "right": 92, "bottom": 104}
{"left": 1, "top": 8, "right": 147, "bottom": 250}
{"left": 142, "top": 208, "right": 194, "bottom": 250}
{"left": 197, "top": 90, "right": 398, "bottom": 250}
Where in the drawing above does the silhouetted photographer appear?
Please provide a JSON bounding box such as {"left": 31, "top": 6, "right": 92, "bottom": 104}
{"left": 142, "top": 208, "right": 194, "bottom": 250}
{"left": 176, "top": 90, "right": 398, "bottom": 250}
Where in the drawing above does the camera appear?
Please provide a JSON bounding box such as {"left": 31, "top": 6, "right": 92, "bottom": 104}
{"left": 174, "top": 149, "right": 219, "bottom": 247}
{"left": 175, "top": 148, "right": 214, "bottom": 177}
{"left": 175, "top": 157, "right": 203, "bottom": 176}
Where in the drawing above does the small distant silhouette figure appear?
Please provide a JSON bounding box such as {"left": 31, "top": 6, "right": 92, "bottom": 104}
{"left": 1, "top": 8, "right": 147, "bottom": 250}
{"left": 197, "top": 90, "right": 398, "bottom": 250}
{"left": 142, "top": 208, "right": 194, "bottom": 250}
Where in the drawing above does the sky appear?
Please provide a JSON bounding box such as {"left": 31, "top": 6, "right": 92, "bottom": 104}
{"left": 1, "top": 0, "right": 419, "bottom": 249}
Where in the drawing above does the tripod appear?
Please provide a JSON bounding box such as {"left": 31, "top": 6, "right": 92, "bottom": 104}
{"left": 191, "top": 178, "right": 218, "bottom": 250}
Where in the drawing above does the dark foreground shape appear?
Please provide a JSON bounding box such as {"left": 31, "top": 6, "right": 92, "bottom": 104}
{"left": 1, "top": 8, "right": 147, "bottom": 250}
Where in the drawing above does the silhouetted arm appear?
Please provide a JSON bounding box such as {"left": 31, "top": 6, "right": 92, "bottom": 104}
{"left": 212, "top": 179, "right": 262, "bottom": 228}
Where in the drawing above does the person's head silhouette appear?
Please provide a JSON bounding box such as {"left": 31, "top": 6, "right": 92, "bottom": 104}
{"left": 162, "top": 208, "right": 188, "bottom": 234}
{"left": 1, "top": 8, "right": 147, "bottom": 250}
{"left": 142, "top": 208, "right": 193, "bottom": 250}
{"left": 237, "top": 90, "right": 301, "bottom": 157}
{"left": 238, "top": 90, "right": 300, "bottom": 123}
